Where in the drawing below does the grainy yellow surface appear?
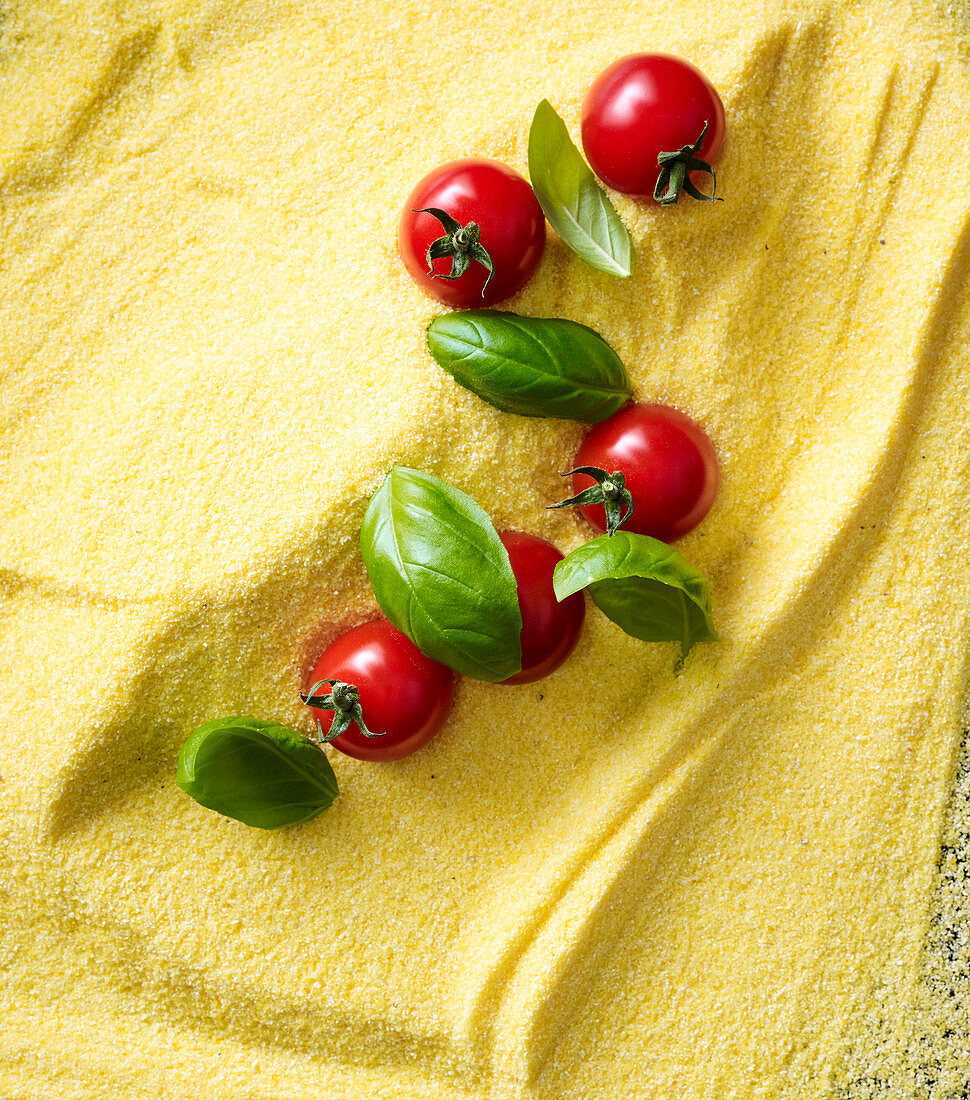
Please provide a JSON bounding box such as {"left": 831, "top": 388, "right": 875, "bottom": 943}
{"left": 2, "top": 0, "right": 970, "bottom": 1096}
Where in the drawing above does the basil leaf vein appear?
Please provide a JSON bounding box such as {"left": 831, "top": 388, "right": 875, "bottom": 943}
{"left": 361, "top": 467, "right": 522, "bottom": 681}
{"left": 528, "top": 99, "right": 634, "bottom": 278}
{"left": 176, "top": 717, "right": 338, "bottom": 829}
{"left": 427, "top": 309, "right": 630, "bottom": 423}
{"left": 553, "top": 532, "right": 718, "bottom": 663}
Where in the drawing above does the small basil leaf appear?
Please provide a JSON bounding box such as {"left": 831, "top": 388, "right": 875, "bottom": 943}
{"left": 553, "top": 532, "right": 718, "bottom": 662}
{"left": 528, "top": 99, "right": 634, "bottom": 278}
{"left": 176, "top": 716, "right": 338, "bottom": 829}
{"left": 361, "top": 467, "right": 522, "bottom": 682}
{"left": 427, "top": 309, "right": 631, "bottom": 424}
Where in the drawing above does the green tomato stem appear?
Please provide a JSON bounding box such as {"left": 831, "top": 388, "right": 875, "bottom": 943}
{"left": 548, "top": 466, "right": 635, "bottom": 536}
{"left": 653, "top": 121, "right": 722, "bottom": 206}
{"left": 300, "top": 678, "right": 384, "bottom": 741}
{"left": 416, "top": 207, "right": 495, "bottom": 295}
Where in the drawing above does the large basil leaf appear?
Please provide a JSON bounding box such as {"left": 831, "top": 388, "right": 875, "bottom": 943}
{"left": 361, "top": 467, "right": 522, "bottom": 681}
{"left": 528, "top": 99, "right": 634, "bottom": 278}
{"left": 176, "top": 717, "right": 338, "bottom": 829}
{"left": 553, "top": 532, "right": 717, "bottom": 662}
{"left": 426, "top": 309, "right": 630, "bottom": 424}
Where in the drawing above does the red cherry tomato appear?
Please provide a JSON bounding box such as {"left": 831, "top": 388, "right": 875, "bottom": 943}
{"left": 572, "top": 403, "right": 718, "bottom": 541}
{"left": 306, "top": 620, "right": 454, "bottom": 761}
{"left": 581, "top": 53, "right": 725, "bottom": 200}
{"left": 399, "top": 158, "right": 545, "bottom": 307}
{"left": 499, "top": 531, "right": 585, "bottom": 685}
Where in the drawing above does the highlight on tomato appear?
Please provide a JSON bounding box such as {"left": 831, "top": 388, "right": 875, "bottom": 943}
{"left": 558, "top": 403, "right": 719, "bottom": 542}
{"left": 580, "top": 53, "right": 725, "bottom": 204}
{"left": 303, "top": 619, "right": 454, "bottom": 761}
{"left": 399, "top": 158, "right": 546, "bottom": 307}
{"left": 499, "top": 530, "right": 586, "bottom": 684}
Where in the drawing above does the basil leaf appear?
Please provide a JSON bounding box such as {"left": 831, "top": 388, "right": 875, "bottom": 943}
{"left": 427, "top": 309, "right": 630, "bottom": 424}
{"left": 361, "top": 467, "right": 522, "bottom": 682}
{"left": 528, "top": 99, "right": 634, "bottom": 278}
{"left": 553, "top": 532, "right": 717, "bottom": 662}
{"left": 176, "top": 717, "right": 338, "bottom": 829}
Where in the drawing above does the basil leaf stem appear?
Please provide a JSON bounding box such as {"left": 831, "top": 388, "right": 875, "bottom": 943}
{"left": 528, "top": 99, "right": 634, "bottom": 278}
{"left": 361, "top": 467, "right": 522, "bottom": 682}
{"left": 427, "top": 309, "right": 631, "bottom": 423}
{"left": 176, "top": 717, "right": 338, "bottom": 829}
{"left": 553, "top": 532, "right": 718, "bottom": 664}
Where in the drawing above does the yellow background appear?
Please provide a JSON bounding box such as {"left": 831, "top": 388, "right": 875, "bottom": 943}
{"left": 1, "top": 1, "right": 969, "bottom": 1096}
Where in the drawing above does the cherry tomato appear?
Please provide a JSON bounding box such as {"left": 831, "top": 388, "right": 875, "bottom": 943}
{"left": 399, "top": 158, "right": 545, "bottom": 307}
{"left": 572, "top": 403, "right": 718, "bottom": 541}
{"left": 499, "top": 531, "right": 585, "bottom": 685}
{"left": 306, "top": 620, "right": 454, "bottom": 761}
{"left": 581, "top": 54, "right": 725, "bottom": 201}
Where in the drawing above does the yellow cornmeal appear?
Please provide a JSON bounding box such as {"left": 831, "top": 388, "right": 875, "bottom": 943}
{"left": 2, "top": 0, "right": 969, "bottom": 1095}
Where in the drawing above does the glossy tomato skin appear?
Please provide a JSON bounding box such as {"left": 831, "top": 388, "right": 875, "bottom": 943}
{"left": 307, "top": 620, "right": 454, "bottom": 761}
{"left": 581, "top": 54, "right": 725, "bottom": 200}
{"left": 399, "top": 158, "right": 545, "bottom": 307}
{"left": 499, "top": 531, "right": 585, "bottom": 685}
{"left": 573, "top": 404, "right": 719, "bottom": 542}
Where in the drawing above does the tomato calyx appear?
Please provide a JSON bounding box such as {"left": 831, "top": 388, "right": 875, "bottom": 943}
{"left": 653, "top": 121, "right": 721, "bottom": 206}
{"left": 415, "top": 206, "right": 495, "bottom": 296}
{"left": 549, "top": 465, "right": 635, "bottom": 536}
{"left": 300, "top": 678, "right": 384, "bottom": 743}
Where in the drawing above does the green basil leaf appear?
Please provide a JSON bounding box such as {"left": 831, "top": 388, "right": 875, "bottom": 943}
{"left": 553, "top": 532, "right": 718, "bottom": 662}
{"left": 426, "top": 309, "right": 631, "bottom": 424}
{"left": 361, "top": 467, "right": 522, "bottom": 682}
{"left": 528, "top": 99, "right": 634, "bottom": 278}
{"left": 176, "top": 716, "right": 338, "bottom": 829}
